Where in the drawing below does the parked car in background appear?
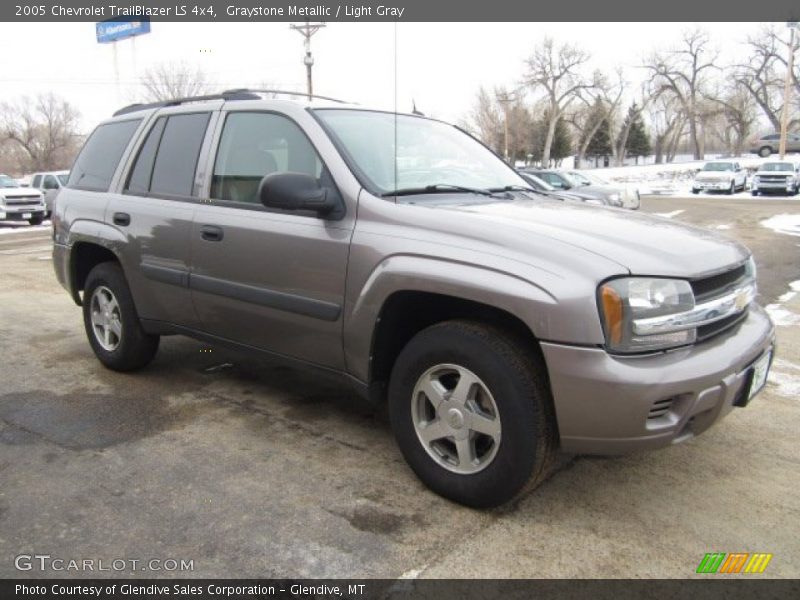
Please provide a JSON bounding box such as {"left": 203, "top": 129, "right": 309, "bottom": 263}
{"left": 524, "top": 169, "right": 624, "bottom": 208}
{"left": 565, "top": 170, "right": 640, "bottom": 210}
{"left": 517, "top": 170, "right": 603, "bottom": 206}
{"left": 0, "top": 174, "right": 46, "bottom": 225}
{"left": 751, "top": 161, "right": 800, "bottom": 196}
{"left": 748, "top": 133, "right": 800, "bottom": 158}
{"left": 30, "top": 170, "right": 69, "bottom": 217}
{"left": 691, "top": 161, "right": 747, "bottom": 194}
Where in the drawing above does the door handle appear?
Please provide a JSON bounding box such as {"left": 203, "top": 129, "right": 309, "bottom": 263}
{"left": 200, "top": 225, "right": 224, "bottom": 242}
{"left": 113, "top": 212, "right": 130, "bottom": 226}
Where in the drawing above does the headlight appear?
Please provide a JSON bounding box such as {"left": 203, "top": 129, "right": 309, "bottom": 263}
{"left": 599, "top": 278, "right": 696, "bottom": 353}
{"left": 598, "top": 259, "right": 757, "bottom": 354}
{"left": 608, "top": 193, "right": 620, "bottom": 202}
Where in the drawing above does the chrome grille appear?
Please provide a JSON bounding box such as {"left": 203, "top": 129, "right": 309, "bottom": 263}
{"left": 689, "top": 264, "right": 751, "bottom": 340}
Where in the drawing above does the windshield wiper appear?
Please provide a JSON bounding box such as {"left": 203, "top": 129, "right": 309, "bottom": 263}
{"left": 490, "top": 185, "right": 537, "bottom": 194}
{"left": 383, "top": 183, "right": 501, "bottom": 198}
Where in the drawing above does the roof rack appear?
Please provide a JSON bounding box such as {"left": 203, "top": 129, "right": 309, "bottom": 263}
{"left": 221, "top": 88, "right": 350, "bottom": 104}
{"left": 113, "top": 88, "right": 348, "bottom": 117}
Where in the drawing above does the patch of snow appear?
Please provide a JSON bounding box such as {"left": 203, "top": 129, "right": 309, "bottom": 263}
{"left": 768, "top": 368, "right": 800, "bottom": 399}
{"left": 765, "top": 304, "right": 800, "bottom": 327}
{"left": 760, "top": 214, "right": 800, "bottom": 237}
{"left": 0, "top": 222, "right": 51, "bottom": 235}
{"left": 713, "top": 224, "right": 732, "bottom": 230}
{"left": 654, "top": 210, "right": 685, "bottom": 219}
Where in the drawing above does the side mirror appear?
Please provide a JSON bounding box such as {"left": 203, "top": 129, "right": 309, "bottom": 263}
{"left": 258, "top": 172, "right": 336, "bottom": 216}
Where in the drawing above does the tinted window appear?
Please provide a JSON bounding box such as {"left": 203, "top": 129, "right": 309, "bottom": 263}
{"left": 764, "top": 134, "right": 780, "bottom": 141}
{"left": 68, "top": 119, "right": 141, "bottom": 191}
{"left": 126, "top": 117, "right": 167, "bottom": 194}
{"left": 43, "top": 175, "right": 58, "bottom": 189}
{"left": 149, "top": 113, "right": 210, "bottom": 197}
{"left": 211, "top": 112, "right": 323, "bottom": 204}
{"left": 31, "top": 175, "right": 42, "bottom": 188}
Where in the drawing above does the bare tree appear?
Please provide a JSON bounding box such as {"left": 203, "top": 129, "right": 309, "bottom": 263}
{"left": 566, "top": 69, "right": 626, "bottom": 168}
{"left": 736, "top": 26, "right": 799, "bottom": 132}
{"left": 706, "top": 81, "right": 757, "bottom": 156}
{"left": 468, "top": 86, "right": 503, "bottom": 154}
{"left": 647, "top": 94, "right": 685, "bottom": 164}
{"left": 0, "top": 93, "right": 82, "bottom": 173}
{"left": 524, "top": 38, "right": 597, "bottom": 166}
{"left": 644, "top": 29, "right": 719, "bottom": 160}
{"left": 141, "top": 62, "right": 209, "bottom": 101}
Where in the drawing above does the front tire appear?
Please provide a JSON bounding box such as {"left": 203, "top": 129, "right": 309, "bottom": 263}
{"left": 726, "top": 180, "right": 735, "bottom": 195}
{"left": 82, "top": 262, "right": 159, "bottom": 371}
{"left": 758, "top": 146, "right": 772, "bottom": 158}
{"left": 28, "top": 215, "right": 43, "bottom": 225}
{"left": 388, "top": 320, "right": 557, "bottom": 508}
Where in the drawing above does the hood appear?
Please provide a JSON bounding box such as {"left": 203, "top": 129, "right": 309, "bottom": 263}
{"left": 414, "top": 195, "right": 749, "bottom": 278}
{"left": 0, "top": 186, "right": 42, "bottom": 198}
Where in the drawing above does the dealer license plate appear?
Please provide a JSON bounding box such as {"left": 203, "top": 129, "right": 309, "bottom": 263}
{"left": 748, "top": 350, "right": 772, "bottom": 401}
{"left": 22, "top": 212, "right": 31, "bottom": 219}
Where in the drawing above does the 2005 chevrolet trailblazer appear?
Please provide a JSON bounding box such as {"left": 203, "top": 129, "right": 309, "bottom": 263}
{"left": 53, "top": 90, "right": 775, "bottom": 507}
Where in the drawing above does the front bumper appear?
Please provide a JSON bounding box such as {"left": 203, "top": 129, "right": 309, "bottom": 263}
{"left": 752, "top": 180, "right": 795, "bottom": 193}
{"left": 0, "top": 206, "right": 46, "bottom": 221}
{"left": 541, "top": 304, "right": 775, "bottom": 454}
{"left": 692, "top": 180, "right": 732, "bottom": 191}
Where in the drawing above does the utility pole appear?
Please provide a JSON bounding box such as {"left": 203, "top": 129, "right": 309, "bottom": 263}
{"left": 290, "top": 20, "right": 326, "bottom": 100}
{"left": 779, "top": 22, "right": 798, "bottom": 159}
{"left": 496, "top": 89, "right": 518, "bottom": 164}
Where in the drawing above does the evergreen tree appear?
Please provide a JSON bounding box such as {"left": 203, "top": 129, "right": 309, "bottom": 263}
{"left": 620, "top": 105, "right": 652, "bottom": 164}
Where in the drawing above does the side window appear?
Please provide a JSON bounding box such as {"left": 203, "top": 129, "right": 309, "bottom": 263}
{"left": 68, "top": 119, "right": 141, "bottom": 191}
{"left": 31, "top": 175, "right": 42, "bottom": 188}
{"left": 764, "top": 134, "right": 780, "bottom": 141}
{"left": 125, "top": 117, "right": 166, "bottom": 194}
{"left": 124, "top": 113, "right": 209, "bottom": 198}
{"left": 43, "top": 175, "right": 58, "bottom": 190}
{"left": 150, "top": 113, "right": 210, "bottom": 197}
{"left": 211, "top": 112, "right": 323, "bottom": 204}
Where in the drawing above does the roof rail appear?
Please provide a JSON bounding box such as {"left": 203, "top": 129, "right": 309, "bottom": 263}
{"left": 221, "top": 88, "right": 350, "bottom": 104}
{"left": 113, "top": 88, "right": 349, "bottom": 117}
{"left": 112, "top": 89, "right": 260, "bottom": 117}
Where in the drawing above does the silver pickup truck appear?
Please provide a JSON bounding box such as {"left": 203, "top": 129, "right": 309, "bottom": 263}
{"left": 751, "top": 161, "right": 800, "bottom": 196}
{"left": 52, "top": 90, "right": 775, "bottom": 507}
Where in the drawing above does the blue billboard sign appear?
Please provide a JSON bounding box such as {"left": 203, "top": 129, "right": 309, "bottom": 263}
{"left": 96, "top": 18, "right": 151, "bottom": 44}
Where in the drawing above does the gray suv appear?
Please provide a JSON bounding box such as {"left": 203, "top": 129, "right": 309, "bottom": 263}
{"left": 53, "top": 90, "right": 775, "bottom": 508}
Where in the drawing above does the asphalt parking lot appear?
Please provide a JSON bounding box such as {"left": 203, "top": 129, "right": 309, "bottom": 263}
{"left": 1, "top": 195, "right": 799, "bottom": 579}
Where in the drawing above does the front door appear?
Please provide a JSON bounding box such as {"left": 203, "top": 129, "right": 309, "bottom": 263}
{"left": 189, "top": 110, "right": 353, "bottom": 369}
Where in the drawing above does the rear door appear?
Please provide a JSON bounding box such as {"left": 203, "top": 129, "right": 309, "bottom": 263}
{"left": 107, "top": 108, "right": 217, "bottom": 329}
{"left": 189, "top": 109, "right": 353, "bottom": 369}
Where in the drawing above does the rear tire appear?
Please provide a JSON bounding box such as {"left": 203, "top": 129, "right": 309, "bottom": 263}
{"left": 82, "top": 262, "right": 159, "bottom": 372}
{"left": 388, "top": 320, "right": 557, "bottom": 508}
{"left": 758, "top": 146, "right": 772, "bottom": 158}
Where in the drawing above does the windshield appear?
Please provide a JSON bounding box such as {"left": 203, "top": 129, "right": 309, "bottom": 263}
{"left": 315, "top": 109, "right": 529, "bottom": 195}
{"left": 702, "top": 162, "right": 734, "bottom": 172}
{"left": 0, "top": 175, "right": 19, "bottom": 188}
{"left": 760, "top": 163, "right": 794, "bottom": 172}
{"left": 57, "top": 174, "right": 69, "bottom": 185}
{"left": 519, "top": 172, "right": 554, "bottom": 191}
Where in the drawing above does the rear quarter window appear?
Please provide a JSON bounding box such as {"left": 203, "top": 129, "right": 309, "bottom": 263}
{"left": 68, "top": 119, "right": 142, "bottom": 192}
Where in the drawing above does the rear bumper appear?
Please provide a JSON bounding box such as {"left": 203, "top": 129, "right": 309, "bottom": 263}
{"left": 541, "top": 304, "right": 775, "bottom": 455}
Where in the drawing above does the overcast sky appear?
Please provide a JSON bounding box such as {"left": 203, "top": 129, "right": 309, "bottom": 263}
{"left": 0, "top": 22, "right": 773, "bottom": 132}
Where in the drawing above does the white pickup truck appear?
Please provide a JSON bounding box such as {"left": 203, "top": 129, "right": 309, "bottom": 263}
{"left": 691, "top": 161, "right": 748, "bottom": 195}
{"left": 751, "top": 161, "right": 800, "bottom": 196}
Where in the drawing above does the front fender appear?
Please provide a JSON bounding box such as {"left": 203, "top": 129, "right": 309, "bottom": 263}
{"left": 342, "top": 254, "right": 559, "bottom": 382}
